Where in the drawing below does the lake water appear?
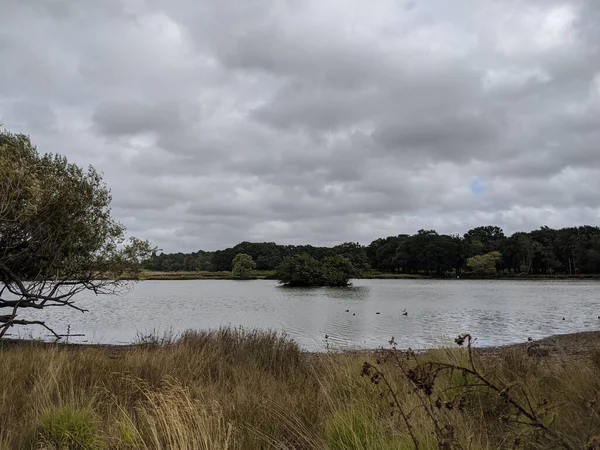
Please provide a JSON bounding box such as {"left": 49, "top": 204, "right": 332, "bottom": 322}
{"left": 14, "top": 279, "right": 600, "bottom": 351}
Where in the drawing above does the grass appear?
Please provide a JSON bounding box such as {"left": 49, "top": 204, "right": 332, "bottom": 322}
{"left": 1, "top": 329, "right": 599, "bottom": 449}
{"left": 136, "top": 270, "right": 600, "bottom": 281}
{"left": 137, "top": 270, "right": 427, "bottom": 281}
{"left": 137, "top": 270, "right": 277, "bottom": 280}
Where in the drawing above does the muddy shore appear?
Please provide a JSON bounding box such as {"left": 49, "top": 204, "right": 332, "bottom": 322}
{"left": 2, "top": 330, "right": 599, "bottom": 362}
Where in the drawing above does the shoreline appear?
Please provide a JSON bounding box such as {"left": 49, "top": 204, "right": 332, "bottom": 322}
{"left": 131, "top": 270, "right": 600, "bottom": 281}
{"left": 3, "top": 330, "right": 599, "bottom": 360}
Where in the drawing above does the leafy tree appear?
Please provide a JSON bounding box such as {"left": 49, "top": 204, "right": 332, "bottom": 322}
{"left": 276, "top": 253, "right": 358, "bottom": 287}
{"left": 276, "top": 253, "right": 323, "bottom": 287}
{"left": 329, "top": 242, "right": 370, "bottom": 272}
{"left": 0, "top": 129, "right": 152, "bottom": 339}
{"left": 232, "top": 253, "right": 256, "bottom": 278}
{"left": 466, "top": 251, "right": 502, "bottom": 276}
{"left": 141, "top": 224, "right": 600, "bottom": 277}
{"left": 464, "top": 226, "right": 506, "bottom": 257}
{"left": 321, "top": 255, "right": 358, "bottom": 286}
{"left": 212, "top": 248, "right": 237, "bottom": 271}
{"left": 368, "top": 235, "right": 408, "bottom": 272}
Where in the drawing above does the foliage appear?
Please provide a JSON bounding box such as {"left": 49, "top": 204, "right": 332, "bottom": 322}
{"left": 142, "top": 224, "right": 600, "bottom": 277}
{"left": 1, "top": 328, "right": 600, "bottom": 448}
{"left": 329, "top": 242, "right": 370, "bottom": 272}
{"left": 360, "top": 334, "right": 583, "bottom": 449}
{"left": 466, "top": 251, "right": 503, "bottom": 275}
{"left": 34, "top": 406, "right": 102, "bottom": 450}
{"left": 321, "top": 255, "right": 359, "bottom": 287}
{"left": 276, "top": 253, "right": 358, "bottom": 287}
{"left": 231, "top": 253, "right": 256, "bottom": 278}
{"left": 275, "top": 253, "right": 324, "bottom": 286}
{"left": 0, "top": 129, "right": 152, "bottom": 339}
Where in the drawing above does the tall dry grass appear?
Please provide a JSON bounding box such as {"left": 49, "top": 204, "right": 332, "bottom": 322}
{"left": 1, "top": 328, "right": 599, "bottom": 449}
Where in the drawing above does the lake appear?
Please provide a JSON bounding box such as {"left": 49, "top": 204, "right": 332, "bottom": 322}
{"left": 14, "top": 279, "right": 600, "bottom": 351}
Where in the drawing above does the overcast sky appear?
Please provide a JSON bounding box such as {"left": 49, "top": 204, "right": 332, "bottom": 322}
{"left": 1, "top": 0, "right": 599, "bottom": 251}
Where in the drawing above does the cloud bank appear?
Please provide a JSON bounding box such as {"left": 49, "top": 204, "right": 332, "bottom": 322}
{"left": 1, "top": 0, "right": 599, "bottom": 251}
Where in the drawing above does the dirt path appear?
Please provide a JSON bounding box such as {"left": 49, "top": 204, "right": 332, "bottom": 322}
{"left": 474, "top": 330, "right": 600, "bottom": 361}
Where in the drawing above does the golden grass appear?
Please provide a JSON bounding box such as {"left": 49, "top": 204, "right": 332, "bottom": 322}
{"left": 1, "top": 329, "right": 599, "bottom": 449}
{"left": 137, "top": 271, "right": 277, "bottom": 280}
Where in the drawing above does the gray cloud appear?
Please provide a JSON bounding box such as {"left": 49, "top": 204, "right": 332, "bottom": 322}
{"left": 1, "top": 0, "right": 599, "bottom": 251}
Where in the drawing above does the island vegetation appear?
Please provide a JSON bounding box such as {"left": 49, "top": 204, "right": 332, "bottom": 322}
{"left": 276, "top": 253, "right": 360, "bottom": 286}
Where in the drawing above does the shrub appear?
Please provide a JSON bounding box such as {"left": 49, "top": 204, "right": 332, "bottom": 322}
{"left": 34, "top": 406, "right": 102, "bottom": 450}
{"left": 322, "top": 255, "right": 358, "bottom": 286}
{"left": 276, "top": 253, "right": 357, "bottom": 286}
{"left": 276, "top": 253, "right": 324, "bottom": 286}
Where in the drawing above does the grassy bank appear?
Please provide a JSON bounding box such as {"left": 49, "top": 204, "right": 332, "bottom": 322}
{"left": 2, "top": 330, "right": 599, "bottom": 449}
{"left": 136, "top": 270, "right": 600, "bottom": 281}
{"left": 137, "top": 270, "right": 278, "bottom": 280}
{"left": 135, "top": 270, "right": 426, "bottom": 281}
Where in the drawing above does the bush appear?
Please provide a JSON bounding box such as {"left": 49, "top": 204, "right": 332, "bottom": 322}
{"left": 276, "top": 253, "right": 357, "bottom": 286}
{"left": 34, "top": 406, "right": 102, "bottom": 450}
{"left": 276, "top": 253, "right": 324, "bottom": 286}
{"left": 322, "top": 255, "right": 359, "bottom": 286}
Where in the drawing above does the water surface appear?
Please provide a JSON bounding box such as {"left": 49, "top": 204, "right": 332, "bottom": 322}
{"left": 15, "top": 279, "right": 600, "bottom": 351}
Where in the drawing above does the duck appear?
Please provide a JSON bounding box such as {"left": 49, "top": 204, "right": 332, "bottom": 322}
{"left": 402, "top": 309, "right": 408, "bottom": 316}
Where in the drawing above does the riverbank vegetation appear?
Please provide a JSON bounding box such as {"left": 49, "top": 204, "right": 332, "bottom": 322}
{"left": 143, "top": 226, "right": 600, "bottom": 278}
{"left": 1, "top": 329, "right": 599, "bottom": 449}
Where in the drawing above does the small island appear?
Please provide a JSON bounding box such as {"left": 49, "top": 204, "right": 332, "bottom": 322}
{"left": 276, "top": 253, "right": 360, "bottom": 287}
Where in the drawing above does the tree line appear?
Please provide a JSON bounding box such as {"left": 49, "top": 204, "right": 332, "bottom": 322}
{"left": 143, "top": 225, "right": 600, "bottom": 276}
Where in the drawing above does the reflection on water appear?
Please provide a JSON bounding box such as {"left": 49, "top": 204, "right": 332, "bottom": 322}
{"left": 14, "top": 279, "right": 600, "bottom": 351}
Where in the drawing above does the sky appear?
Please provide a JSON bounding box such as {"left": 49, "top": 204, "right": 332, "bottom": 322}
{"left": 1, "top": 0, "right": 599, "bottom": 252}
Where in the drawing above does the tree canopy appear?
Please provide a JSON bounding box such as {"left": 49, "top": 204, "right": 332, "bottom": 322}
{"left": 143, "top": 224, "right": 600, "bottom": 278}
{"left": 275, "top": 253, "right": 357, "bottom": 287}
{"left": 0, "top": 129, "right": 152, "bottom": 339}
{"left": 466, "top": 251, "right": 503, "bottom": 276}
{"left": 276, "top": 253, "right": 324, "bottom": 287}
{"left": 232, "top": 253, "right": 256, "bottom": 278}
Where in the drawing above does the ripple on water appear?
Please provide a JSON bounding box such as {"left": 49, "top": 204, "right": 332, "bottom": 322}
{"left": 13, "top": 279, "right": 600, "bottom": 351}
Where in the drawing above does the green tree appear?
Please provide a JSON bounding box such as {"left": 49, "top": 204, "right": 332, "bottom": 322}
{"left": 464, "top": 226, "right": 506, "bottom": 257}
{"left": 322, "top": 255, "right": 358, "bottom": 286}
{"left": 466, "top": 251, "right": 502, "bottom": 276}
{"left": 276, "top": 253, "right": 358, "bottom": 287}
{"left": 276, "top": 253, "right": 323, "bottom": 287}
{"left": 0, "top": 129, "right": 152, "bottom": 339}
{"left": 232, "top": 253, "right": 256, "bottom": 278}
{"left": 329, "top": 242, "right": 370, "bottom": 272}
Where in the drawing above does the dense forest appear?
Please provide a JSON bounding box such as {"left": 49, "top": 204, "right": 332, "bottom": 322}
{"left": 142, "top": 225, "right": 600, "bottom": 276}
